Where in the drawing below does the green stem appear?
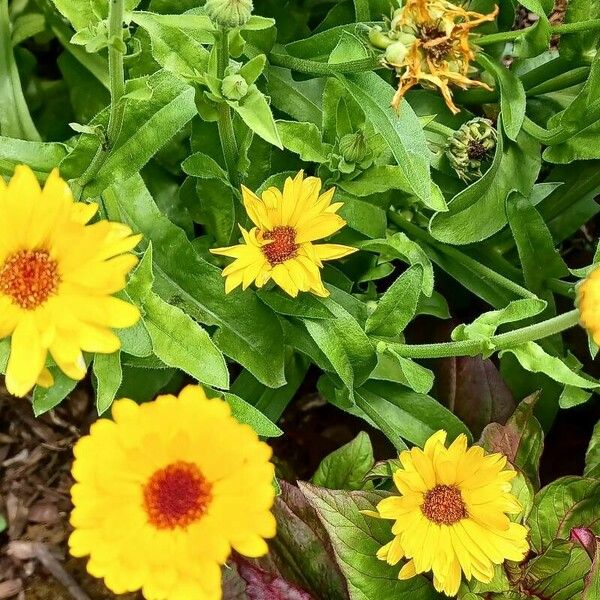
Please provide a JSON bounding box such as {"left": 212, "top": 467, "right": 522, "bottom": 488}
{"left": 383, "top": 309, "right": 580, "bottom": 359}
{"left": 476, "top": 18, "right": 600, "bottom": 46}
{"left": 75, "top": 0, "right": 125, "bottom": 196}
{"left": 268, "top": 51, "right": 382, "bottom": 75}
{"left": 424, "top": 119, "right": 455, "bottom": 138}
{"left": 216, "top": 27, "right": 239, "bottom": 187}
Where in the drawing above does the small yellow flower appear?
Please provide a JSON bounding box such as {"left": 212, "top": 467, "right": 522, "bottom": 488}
{"left": 210, "top": 171, "right": 357, "bottom": 297}
{"left": 374, "top": 431, "right": 529, "bottom": 597}
{"left": 577, "top": 267, "right": 600, "bottom": 345}
{"left": 0, "top": 165, "right": 141, "bottom": 397}
{"left": 376, "top": 0, "right": 498, "bottom": 114}
{"left": 69, "top": 385, "right": 276, "bottom": 600}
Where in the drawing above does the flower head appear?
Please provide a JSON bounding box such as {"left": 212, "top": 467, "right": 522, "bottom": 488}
{"left": 210, "top": 171, "right": 357, "bottom": 298}
{"left": 0, "top": 165, "right": 140, "bottom": 397}
{"left": 205, "top": 0, "right": 253, "bottom": 28}
{"left": 446, "top": 117, "right": 497, "bottom": 181}
{"left": 373, "top": 430, "right": 529, "bottom": 597}
{"left": 577, "top": 267, "right": 600, "bottom": 345}
{"left": 370, "top": 0, "right": 498, "bottom": 114}
{"left": 69, "top": 385, "right": 276, "bottom": 599}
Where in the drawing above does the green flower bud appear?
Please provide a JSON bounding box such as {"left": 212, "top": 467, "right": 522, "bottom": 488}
{"left": 445, "top": 118, "right": 497, "bottom": 182}
{"left": 205, "top": 0, "right": 253, "bottom": 28}
{"left": 339, "top": 132, "right": 369, "bottom": 164}
{"left": 221, "top": 74, "right": 248, "bottom": 100}
{"left": 385, "top": 41, "right": 409, "bottom": 65}
{"left": 369, "top": 26, "right": 394, "bottom": 49}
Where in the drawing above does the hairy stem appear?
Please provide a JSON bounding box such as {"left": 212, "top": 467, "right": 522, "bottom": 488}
{"left": 75, "top": 0, "right": 126, "bottom": 196}
{"left": 216, "top": 27, "right": 239, "bottom": 187}
{"left": 382, "top": 310, "right": 581, "bottom": 359}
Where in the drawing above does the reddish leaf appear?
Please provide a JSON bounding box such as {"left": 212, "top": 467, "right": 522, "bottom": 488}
{"left": 234, "top": 556, "right": 314, "bottom": 600}
{"left": 435, "top": 354, "right": 515, "bottom": 437}
{"left": 480, "top": 393, "right": 543, "bottom": 489}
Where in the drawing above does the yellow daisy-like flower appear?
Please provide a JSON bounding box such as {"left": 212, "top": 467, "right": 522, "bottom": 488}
{"left": 376, "top": 0, "right": 498, "bottom": 114}
{"left": 210, "top": 171, "right": 357, "bottom": 298}
{"left": 374, "top": 430, "right": 529, "bottom": 597}
{"left": 69, "top": 385, "right": 277, "bottom": 600}
{"left": 577, "top": 267, "right": 600, "bottom": 345}
{"left": 0, "top": 165, "right": 141, "bottom": 397}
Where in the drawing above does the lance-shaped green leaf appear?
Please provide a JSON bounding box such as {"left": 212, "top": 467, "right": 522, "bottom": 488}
{"left": 312, "top": 432, "right": 374, "bottom": 491}
{"left": 584, "top": 420, "right": 600, "bottom": 479}
{"left": 340, "top": 73, "right": 441, "bottom": 210}
{"left": 93, "top": 352, "right": 123, "bottom": 415}
{"left": 276, "top": 120, "right": 332, "bottom": 162}
{"left": 0, "top": 137, "right": 68, "bottom": 177}
{"left": 221, "top": 392, "right": 282, "bottom": 437}
{"left": 103, "top": 175, "right": 286, "bottom": 388}
{"left": 430, "top": 128, "right": 541, "bottom": 245}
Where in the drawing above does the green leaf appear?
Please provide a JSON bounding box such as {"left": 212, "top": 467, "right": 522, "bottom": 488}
{"left": 584, "top": 420, "right": 600, "bottom": 478}
{"left": 61, "top": 70, "right": 197, "bottom": 196}
{"left": 478, "top": 55, "right": 526, "bottom": 141}
{"left": 386, "top": 351, "right": 434, "bottom": 395}
{"left": 500, "top": 342, "right": 599, "bottom": 391}
{"left": 228, "top": 85, "right": 283, "bottom": 148}
{"left": 0, "top": 0, "right": 40, "bottom": 140}
{"left": 304, "top": 297, "right": 377, "bottom": 396}
{"left": 560, "top": 0, "right": 600, "bottom": 61}
{"left": 340, "top": 73, "right": 440, "bottom": 210}
{"left": 93, "top": 352, "right": 123, "bottom": 415}
{"left": 257, "top": 288, "right": 333, "bottom": 319}
{"left": 506, "top": 191, "right": 568, "bottom": 304}
{"left": 53, "top": 0, "right": 140, "bottom": 31}
{"left": 360, "top": 234, "right": 434, "bottom": 297}
{"left": 299, "top": 484, "right": 443, "bottom": 600}
{"left": 366, "top": 265, "right": 423, "bottom": 337}
{"left": 182, "top": 152, "right": 229, "bottom": 181}
{"left": 143, "top": 293, "right": 229, "bottom": 389}
{"left": 0, "top": 137, "right": 68, "bottom": 177}
{"left": 584, "top": 540, "right": 600, "bottom": 600}
{"left": 276, "top": 120, "right": 332, "bottom": 162}
{"left": 522, "top": 540, "right": 592, "bottom": 600}
{"left": 131, "top": 12, "right": 211, "bottom": 79}
{"left": 32, "top": 368, "right": 79, "bottom": 416}
{"left": 338, "top": 165, "right": 423, "bottom": 197}
{"left": 430, "top": 128, "right": 541, "bottom": 245}
{"left": 480, "top": 393, "right": 544, "bottom": 489}
{"left": 266, "top": 66, "right": 324, "bottom": 126}
{"left": 222, "top": 392, "right": 282, "bottom": 437}
{"left": 312, "top": 431, "right": 375, "bottom": 490}
{"left": 528, "top": 476, "right": 600, "bottom": 553}
{"left": 103, "top": 175, "right": 286, "bottom": 388}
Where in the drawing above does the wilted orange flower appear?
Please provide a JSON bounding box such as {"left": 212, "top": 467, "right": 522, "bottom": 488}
{"left": 371, "top": 0, "right": 498, "bottom": 114}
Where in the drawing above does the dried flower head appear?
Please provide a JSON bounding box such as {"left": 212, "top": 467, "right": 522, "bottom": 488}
{"left": 370, "top": 0, "right": 498, "bottom": 114}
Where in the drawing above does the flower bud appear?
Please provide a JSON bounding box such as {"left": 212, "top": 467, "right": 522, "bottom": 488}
{"left": 221, "top": 74, "right": 248, "bottom": 100}
{"left": 339, "top": 132, "right": 368, "bottom": 164}
{"left": 385, "top": 41, "right": 409, "bottom": 66}
{"left": 205, "top": 0, "right": 253, "bottom": 28}
{"left": 369, "top": 26, "right": 394, "bottom": 49}
{"left": 445, "top": 117, "right": 497, "bottom": 182}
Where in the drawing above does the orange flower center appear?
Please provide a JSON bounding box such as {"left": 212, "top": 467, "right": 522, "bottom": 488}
{"left": 0, "top": 250, "right": 60, "bottom": 310}
{"left": 143, "top": 462, "right": 212, "bottom": 530}
{"left": 262, "top": 226, "right": 298, "bottom": 265}
{"left": 421, "top": 485, "right": 467, "bottom": 525}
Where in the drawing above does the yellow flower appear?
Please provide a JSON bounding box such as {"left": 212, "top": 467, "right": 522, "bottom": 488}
{"left": 577, "top": 266, "right": 600, "bottom": 345}
{"left": 210, "top": 171, "right": 357, "bottom": 298}
{"left": 0, "top": 165, "right": 141, "bottom": 397}
{"left": 69, "top": 385, "right": 276, "bottom": 600}
{"left": 374, "top": 431, "right": 529, "bottom": 597}
{"left": 379, "top": 0, "right": 498, "bottom": 114}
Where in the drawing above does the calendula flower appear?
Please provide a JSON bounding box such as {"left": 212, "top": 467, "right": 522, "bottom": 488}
{"left": 69, "top": 385, "right": 276, "bottom": 600}
{"left": 0, "top": 165, "right": 140, "bottom": 397}
{"left": 210, "top": 171, "right": 357, "bottom": 297}
{"left": 373, "top": 430, "right": 529, "bottom": 597}
{"left": 370, "top": 0, "right": 498, "bottom": 114}
{"left": 577, "top": 267, "right": 600, "bottom": 345}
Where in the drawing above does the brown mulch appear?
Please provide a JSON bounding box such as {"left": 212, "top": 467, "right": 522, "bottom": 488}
{"left": 0, "top": 384, "right": 140, "bottom": 599}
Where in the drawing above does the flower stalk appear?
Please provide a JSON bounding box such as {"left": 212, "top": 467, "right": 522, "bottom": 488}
{"left": 75, "top": 0, "right": 126, "bottom": 196}
{"left": 380, "top": 309, "right": 581, "bottom": 359}
{"left": 216, "top": 26, "right": 240, "bottom": 187}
